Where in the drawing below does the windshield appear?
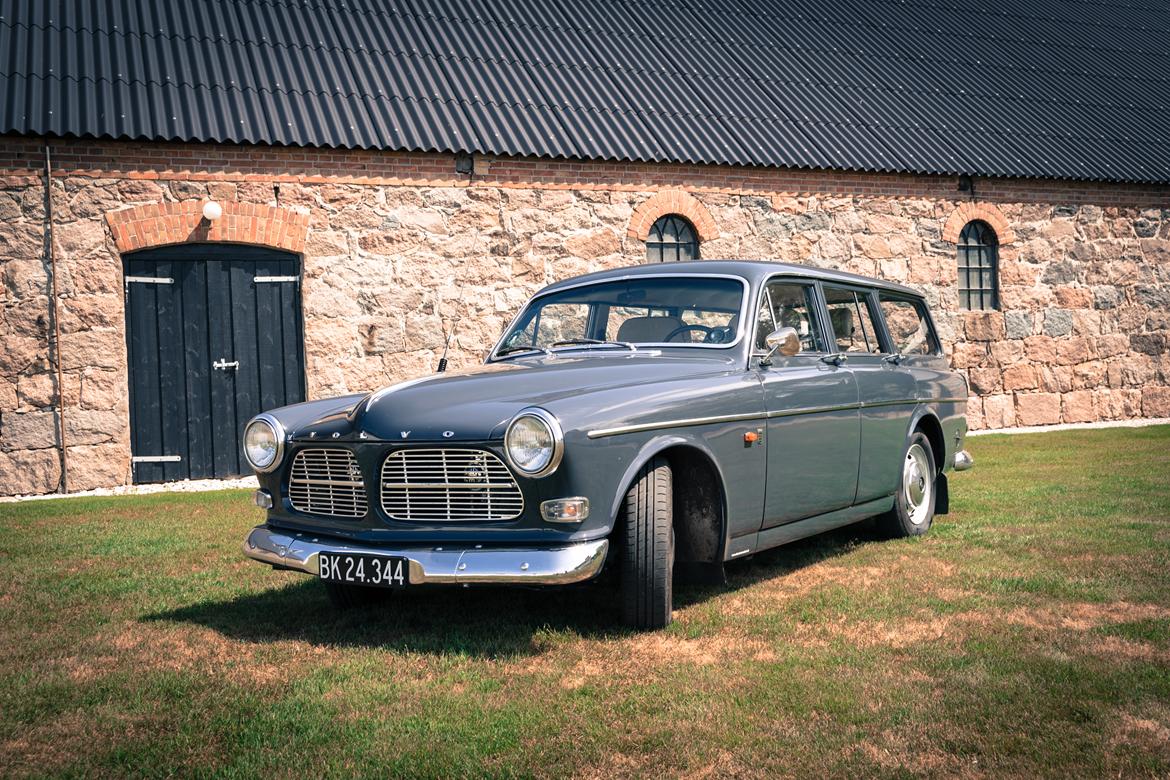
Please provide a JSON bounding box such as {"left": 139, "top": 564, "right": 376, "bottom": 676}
{"left": 496, "top": 276, "right": 745, "bottom": 354}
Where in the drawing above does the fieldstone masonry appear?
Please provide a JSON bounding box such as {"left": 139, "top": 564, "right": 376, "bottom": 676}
{"left": 0, "top": 138, "right": 1167, "bottom": 494}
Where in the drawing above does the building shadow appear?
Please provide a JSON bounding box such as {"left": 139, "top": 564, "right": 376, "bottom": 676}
{"left": 146, "top": 519, "right": 882, "bottom": 658}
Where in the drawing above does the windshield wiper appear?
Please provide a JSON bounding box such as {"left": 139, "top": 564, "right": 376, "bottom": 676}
{"left": 496, "top": 343, "right": 552, "bottom": 357}
{"left": 551, "top": 339, "right": 638, "bottom": 352}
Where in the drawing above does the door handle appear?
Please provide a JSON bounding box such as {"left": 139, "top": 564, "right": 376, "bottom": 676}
{"left": 821, "top": 354, "right": 847, "bottom": 366}
{"left": 213, "top": 359, "right": 240, "bottom": 371}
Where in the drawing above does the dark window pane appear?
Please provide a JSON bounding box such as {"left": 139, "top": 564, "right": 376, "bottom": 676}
{"left": 957, "top": 220, "right": 999, "bottom": 311}
{"left": 646, "top": 214, "right": 699, "bottom": 264}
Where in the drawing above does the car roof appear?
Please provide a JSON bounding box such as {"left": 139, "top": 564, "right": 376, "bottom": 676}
{"left": 538, "top": 260, "right": 926, "bottom": 299}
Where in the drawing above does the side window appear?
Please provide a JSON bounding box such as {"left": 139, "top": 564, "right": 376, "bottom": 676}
{"left": 823, "top": 286, "right": 883, "bottom": 354}
{"left": 755, "top": 281, "right": 824, "bottom": 353}
{"left": 878, "top": 295, "right": 939, "bottom": 355}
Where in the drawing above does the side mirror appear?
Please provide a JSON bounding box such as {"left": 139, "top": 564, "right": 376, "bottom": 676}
{"left": 761, "top": 327, "right": 800, "bottom": 364}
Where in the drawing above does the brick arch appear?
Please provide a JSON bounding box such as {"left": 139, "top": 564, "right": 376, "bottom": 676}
{"left": 105, "top": 200, "right": 311, "bottom": 254}
{"left": 627, "top": 189, "right": 719, "bottom": 243}
{"left": 943, "top": 201, "right": 1016, "bottom": 245}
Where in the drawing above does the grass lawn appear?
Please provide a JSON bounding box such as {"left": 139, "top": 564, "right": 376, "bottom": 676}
{"left": 2, "top": 426, "right": 1169, "bottom": 778}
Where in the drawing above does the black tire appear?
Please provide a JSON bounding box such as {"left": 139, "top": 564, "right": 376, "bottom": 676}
{"left": 877, "top": 431, "right": 938, "bottom": 538}
{"left": 323, "top": 580, "right": 390, "bottom": 609}
{"left": 620, "top": 456, "right": 674, "bottom": 630}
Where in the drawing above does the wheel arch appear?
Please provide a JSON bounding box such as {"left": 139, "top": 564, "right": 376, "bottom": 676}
{"left": 908, "top": 408, "right": 946, "bottom": 475}
{"left": 609, "top": 435, "right": 729, "bottom": 565}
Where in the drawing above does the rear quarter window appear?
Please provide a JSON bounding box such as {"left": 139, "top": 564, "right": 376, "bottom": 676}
{"left": 878, "top": 295, "right": 940, "bottom": 356}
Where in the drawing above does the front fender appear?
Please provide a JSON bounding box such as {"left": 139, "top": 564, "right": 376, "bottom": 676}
{"left": 607, "top": 434, "right": 730, "bottom": 526}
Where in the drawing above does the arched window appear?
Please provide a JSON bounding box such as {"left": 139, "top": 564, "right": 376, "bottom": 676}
{"left": 646, "top": 214, "right": 700, "bottom": 263}
{"left": 958, "top": 220, "right": 999, "bottom": 310}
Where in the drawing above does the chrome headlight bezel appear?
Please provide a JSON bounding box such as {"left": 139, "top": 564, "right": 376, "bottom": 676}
{"left": 504, "top": 407, "right": 564, "bottom": 478}
{"left": 243, "top": 413, "right": 286, "bottom": 473}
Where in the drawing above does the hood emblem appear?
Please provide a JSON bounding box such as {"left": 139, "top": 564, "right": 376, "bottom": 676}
{"left": 443, "top": 430, "right": 455, "bottom": 438}
{"left": 309, "top": 431, "right": 317, "bottom": 438}
{"left": 400, "top": 431, "right": 411, "bottom": 439}
{"left": 359, "top": 431, "right": 368, "bottom": 440}
{"left": 331, "top": 432, "right": 341, "bottom": 439}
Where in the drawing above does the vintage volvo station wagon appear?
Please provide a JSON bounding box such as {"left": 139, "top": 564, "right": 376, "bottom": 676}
{"left": 242, "top": 261, "right": 972, "bottom": 629}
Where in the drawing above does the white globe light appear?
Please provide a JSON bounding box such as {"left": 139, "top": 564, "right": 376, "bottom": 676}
{"left": 202, "top": 200, "right": 223, "bottom": 221}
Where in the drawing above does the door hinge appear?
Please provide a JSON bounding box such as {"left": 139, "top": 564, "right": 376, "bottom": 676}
{"left": 124, "top": 276, "right": 174, "bottom": 285}
{"left": 213, "top": 359, "right": 240, "bottom": 371}
{"left": 253, "top": 276, "right": 299, "bottom": 283}
{"left": 132, "top": 455, "right": 182, "bottom": 463}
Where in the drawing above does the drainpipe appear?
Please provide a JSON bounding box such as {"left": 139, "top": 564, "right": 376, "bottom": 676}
{"left": 43, "top": 143, "right": 68, "bottom": 493}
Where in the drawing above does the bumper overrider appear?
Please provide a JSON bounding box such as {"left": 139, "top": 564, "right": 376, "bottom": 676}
{"left": 242, "top": 526, "right": 609, "bottom": 586}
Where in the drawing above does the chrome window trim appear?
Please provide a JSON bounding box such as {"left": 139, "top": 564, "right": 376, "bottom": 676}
{"left": 504, "top": 407, "right": 565, "bottom": 477}
{"left": 751, "top": 274, "right": 830, "bottom": 357}
{"left": 488, "top": 273, "right": 752, "bottom": 360}
{"left": 245, "top": 413, "right": 286, "bottom": 473}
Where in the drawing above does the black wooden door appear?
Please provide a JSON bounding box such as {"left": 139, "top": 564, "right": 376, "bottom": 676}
{"left": 123, "top": 244, "right": 305, "bottom": 483}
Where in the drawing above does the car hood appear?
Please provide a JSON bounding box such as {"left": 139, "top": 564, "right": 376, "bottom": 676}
{"left": 284, "top": 353, "right": 739, "bottom": 442}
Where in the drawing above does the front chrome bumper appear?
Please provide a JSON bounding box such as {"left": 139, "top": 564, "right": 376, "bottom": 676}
{"left": 953, "top": 449, "right": 974, "bottom": 471}
{"left": 242, "top": 525, "right": 609, "bottom": 586}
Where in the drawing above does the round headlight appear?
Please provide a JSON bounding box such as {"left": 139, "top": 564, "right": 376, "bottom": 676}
{"left": 243, "top": 415, "right": 284, "bottom": 473}
{"left": 505, "top": 408, "right": 563, "bottom": 477}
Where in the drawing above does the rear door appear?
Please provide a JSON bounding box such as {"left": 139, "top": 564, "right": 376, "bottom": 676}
{"left": 123, "top": 244, "right": 305, "bottom": 482}
{"left": 822, "top": 285, "right": 918, "bottom": 505}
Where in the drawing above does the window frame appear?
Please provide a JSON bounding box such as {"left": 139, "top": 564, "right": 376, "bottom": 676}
{"left": 820, "top": 283, "right": 891, "bottom": 356}
{"left": 750, "top": 274, "right": 834, "bottom": 361}
{"left": 645, "top": 214, "right": 701, "bottom": 264}
{"left": 489, "top": 272, "right": 752, "bottom": 360}
{"left": 957, "top": 220, "right": 1000, "bottom": 311}
{"left": 875, "top": 292, "right": 942, "bottom": 357}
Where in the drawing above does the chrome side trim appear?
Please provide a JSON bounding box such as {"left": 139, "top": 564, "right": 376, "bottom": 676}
{"left": 586, "top": 397, "right": 968, "bottom": 438}
{"left": 587, "top": 411, "right": 767, "bottom": 439}
{"left": 242, "top": 526, "right": 609, "bottom": 586}
{"left": 767, "top": 402, "right": 861, "bottom": 418}
{"left": 953, "top": 450, "right": 974, "bottom": 471}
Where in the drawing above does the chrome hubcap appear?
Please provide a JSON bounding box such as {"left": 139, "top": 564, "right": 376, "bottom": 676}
{"left": 902, "top": 443, "right": 932, "bottom": 525}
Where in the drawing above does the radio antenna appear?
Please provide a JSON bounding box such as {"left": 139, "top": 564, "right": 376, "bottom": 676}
{"left": 435, "top": 227, "right": 481, "bottom": 372}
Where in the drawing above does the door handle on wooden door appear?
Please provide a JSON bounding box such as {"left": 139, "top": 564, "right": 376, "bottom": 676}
{"left": 213, "top": 359, "right": 240, "bottom": 371}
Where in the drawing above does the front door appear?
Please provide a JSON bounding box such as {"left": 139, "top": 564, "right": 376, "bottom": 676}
{"left": 123, "top": 244, "right": 305, "bottom": 483}
{"left": 756, "top": 278, "right": 861, "bottom": 528}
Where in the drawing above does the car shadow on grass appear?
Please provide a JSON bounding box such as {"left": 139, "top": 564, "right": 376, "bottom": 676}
{"left": 146, "top": 520, "right": 882, "bottom": 658}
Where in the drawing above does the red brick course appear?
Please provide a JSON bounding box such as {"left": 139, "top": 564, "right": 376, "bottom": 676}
{"left": 105, "top": 200, "right": 311, "bottom": 254}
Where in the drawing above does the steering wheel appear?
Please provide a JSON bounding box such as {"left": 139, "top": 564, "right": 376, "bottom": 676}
{"left": 663, "top": 324, "right": 715, "bottom": 343}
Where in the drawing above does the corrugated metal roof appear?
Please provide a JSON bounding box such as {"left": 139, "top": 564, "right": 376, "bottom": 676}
{"left": 2, "top": 0, "right": 1168, "bottom": 183}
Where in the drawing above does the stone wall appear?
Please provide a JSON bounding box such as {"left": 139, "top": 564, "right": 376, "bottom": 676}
{"left": 0, "top": 137, "right": 1167, "bottom": 495}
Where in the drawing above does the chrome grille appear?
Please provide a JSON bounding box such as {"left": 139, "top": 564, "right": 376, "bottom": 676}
{"left": 287, "top": 448, "right": 368, "bottom": 518}
{"left": 380, "top": 449, "right": 524, "bottom": 521}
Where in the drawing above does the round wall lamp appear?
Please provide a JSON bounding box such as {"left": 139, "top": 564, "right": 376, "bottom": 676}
{"left": 202, "top": 200, "right": 223, "bottom": 221}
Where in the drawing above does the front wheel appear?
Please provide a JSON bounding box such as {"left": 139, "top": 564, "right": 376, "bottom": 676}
{"left": 877, "top": 432, "right": 937, "bottom": 538}
{"left": 620, "top": 457, "right": 674, "bottom": 630}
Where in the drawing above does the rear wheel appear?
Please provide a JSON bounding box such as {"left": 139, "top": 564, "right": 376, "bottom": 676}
{"left": 323, "top": 580, "right": 390, "bottom": 609}
{"left": 620, "top": 457, "right": 674, "bottom": 630}
{"left": 877, "top": 431, "right": 937, "bottom": 538}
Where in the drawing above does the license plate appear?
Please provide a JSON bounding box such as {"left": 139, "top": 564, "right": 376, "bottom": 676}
{"left": 318, "top": 552, "right": 408, "bottom": 588}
